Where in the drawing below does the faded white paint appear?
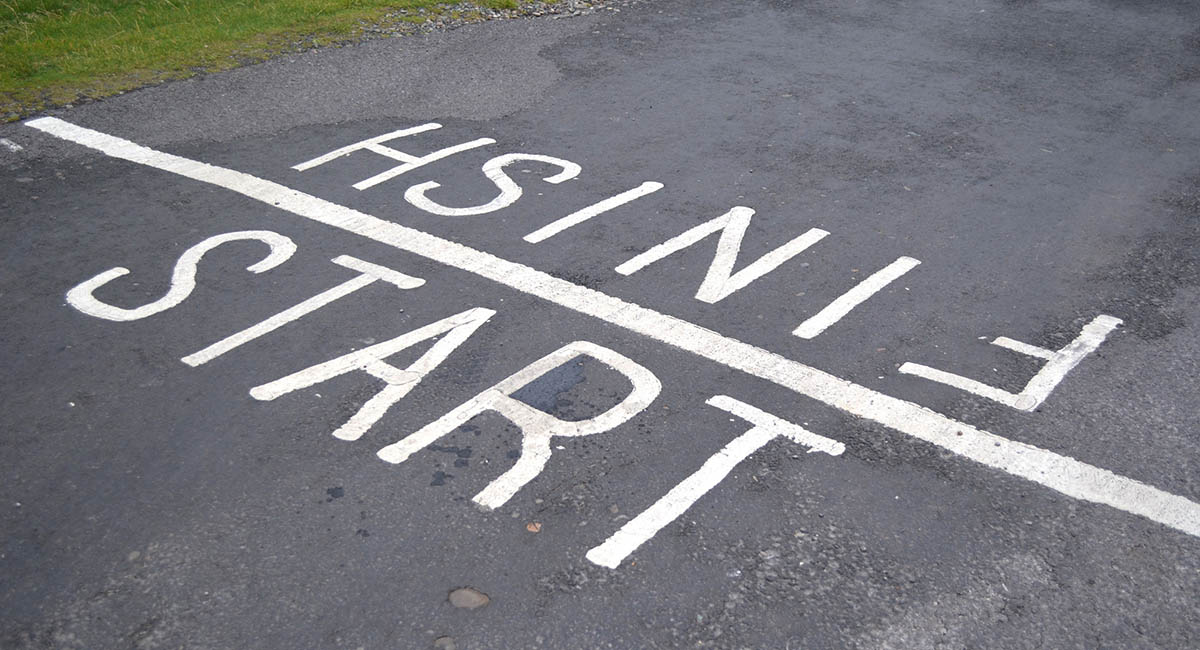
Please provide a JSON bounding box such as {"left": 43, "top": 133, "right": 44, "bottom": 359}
{"left": 182, "top": 255, "right": 424, "bottom": 367}
{"left": 377, "top": 341, "right": 662, "bottom": 509}
{"left": 250, "top": 307, "right": 495, "bottom": 441}
{"left": 992, "top": 337, "right": 1057, "bottom": 361}
{"left": 30, "top": 117, "right": 1200, "bottom": 539}
{"left": 1, "top": 138, "right": 22, "bottom": 153}
{"left": 292, "top": 123, "right": 442, "bottom": 170}
{"left": 404, "top": 153, "right": 581, "bottom": 216}
{"left": 899, "top": 315, "right": 1123, "bottom": 411}
{"left": 615, "top": 206, "right": 829, "bottom": 304}
{"left": 793, "top": 256, "right": 921, "bottom": 339}
{"left": 66, "top": 230, "right": 296, "bottom": 321}
{"left": 291, "top": 122, "right": 495, "bottom": 191}
{"left": 523, "top": 181, "right": 664, "bottom": 243}
{"left": 331, "top": 254, "right": 426, "bottom": 289}
{"left": 586, "top": 395, "right": 844, "bottom": 568}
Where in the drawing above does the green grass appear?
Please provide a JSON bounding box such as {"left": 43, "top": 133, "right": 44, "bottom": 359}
{"left": 0, "top": 0, "right": 519, "bottom": 118}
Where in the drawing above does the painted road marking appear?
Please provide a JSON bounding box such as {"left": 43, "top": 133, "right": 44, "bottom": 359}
{"left": 252, "top": 307, "right": 496, "bottom": 442}
{"left": 292, "top": 123, "right": 443, "bottom": 170}
{"left": 792, "top": 256, "right": 922, "bottom": 339}
{"left": 403, "top": 153, "right": 581, "bottom": 216}
{"left": 291, "top": 122, "right": 496, "bottom": 191}
{"left": 523, "top": 181, "right": 664, "bottom": 243}
{"left": 900, "top": 315, "right": 1123, "bottom": 412}
{"left": 378, "top": 341, "right": 662, "bottom": 509}
{"left": 66, "top": 230, "right": 297, "bottom": 322}
{"left": 615, "top": 206, "right": 830, "bottom": 304}
{"left": 587, "top": 395, "right": 845, "bottom": 568}
{"left": 27, "top": 117, "right": 1200, "bottom": 542}
{"left": 1, "top": 137, "right": 23, "bottom": 153}
{"left": 183, "top": 255, "right": 425, "bottom": 367}
{"left": 992, "top": 336, "right": 1057, "bottom": 361}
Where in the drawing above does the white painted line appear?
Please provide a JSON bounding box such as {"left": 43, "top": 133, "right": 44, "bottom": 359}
{"left": 586, "top": 395, "right": 843, "bottom": 568}
{"left": 292, "top": 123, "right": 442, "bottom": 170}
{"left": 251, "top": 307, "right": 495, "bottom": 442}
{"left": 615, "top": 206, "right": 829, "bottom": 304}
{"left": 898, "top": 361, "right": 1023, "bottom": 407}
{"left": 184, "top": 273, "right": 374, "bottom": 367}
{"left": 291, "top": 122, "right": 496, "bottom": 191}
{"left": 792, "top": 256, "right": 921, "bottom": 339}
{"left": 992, "top": 337, "right": 1056, "bottom": 361}
{"left": 28, "top": 117, "right": 1200, "bottom": 540}
{"left": 1, "top": 138, "right": 23, "bottom": 153}
{"left": 181, "top": 255, "right": 424, "bottom": 367}
{"left": 351, "top": 137, "right": 496, "bottom": 191}
{"left": 377, "top": 341, "right": 662, "bottom": 509}
{"left": 66, "top": 230, "right": 296, "bottom": 322}
{"left": 329, "top": 254, "right": 426, "bottom": 290}
{"left": 523, "top": 181, "right": 664, "bottom": 243}
{"left": 900, "top": 315, "right": 1123, "bottom": 412}
{"left": 403, "top": 153, "right": 581, "bottom": 216}
{"left": 1023, "top": 315, "right": 1122, "bottom": 406}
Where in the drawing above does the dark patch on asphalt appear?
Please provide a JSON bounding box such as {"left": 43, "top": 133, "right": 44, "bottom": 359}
{"left": 511, "top": 359, "right": 585, "bottom": 412}
{"left": 1093, "top": 170, "right": 1200, "bottom": 340}
{"left": 430, "top": 444, "right": 474, "bottom": 468}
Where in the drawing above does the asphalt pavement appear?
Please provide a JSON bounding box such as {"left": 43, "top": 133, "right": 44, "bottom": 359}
{"left": 2, "top": 1, "right": 1199, "bottom": 648}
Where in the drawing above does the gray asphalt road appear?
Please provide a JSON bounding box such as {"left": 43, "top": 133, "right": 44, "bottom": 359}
{"left": 3, "top": 1, "right": 1199, "bottom": 648}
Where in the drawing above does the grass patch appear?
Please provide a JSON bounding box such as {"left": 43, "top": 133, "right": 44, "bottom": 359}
{"left": 0, "top": 0, "right": 520, "bottom": 118}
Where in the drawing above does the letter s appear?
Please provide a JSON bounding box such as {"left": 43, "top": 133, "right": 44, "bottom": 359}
{"left": 66, "top": 230, "right": 296, "bottom": 321}
{"left": 403, "top": 153, "right": 581, "bottom": 216}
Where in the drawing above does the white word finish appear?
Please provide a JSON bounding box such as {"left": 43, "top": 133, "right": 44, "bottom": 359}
{"left": 293, "top": 126, "right": 911, "bottom": 337}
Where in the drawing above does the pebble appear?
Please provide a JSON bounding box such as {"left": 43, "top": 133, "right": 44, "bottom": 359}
{"left": 448, "top": 587, "right": 490, "bottom": 609}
